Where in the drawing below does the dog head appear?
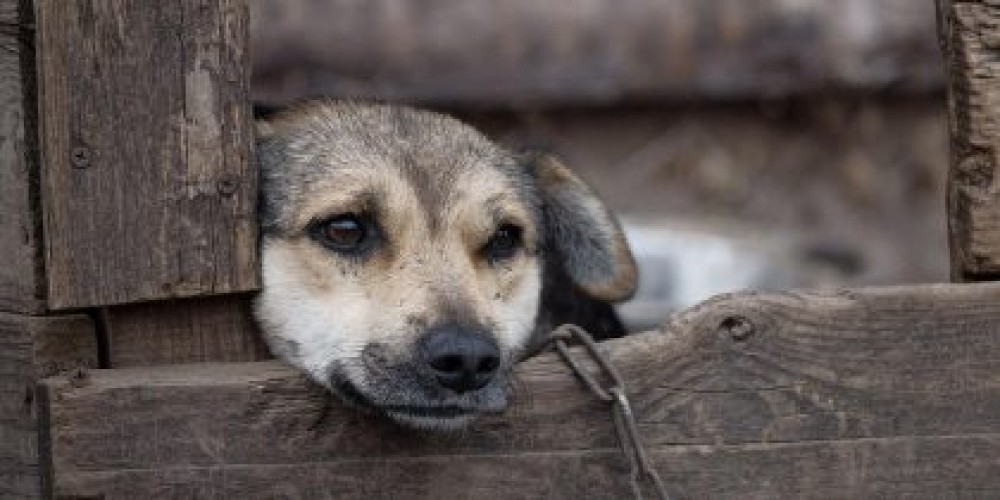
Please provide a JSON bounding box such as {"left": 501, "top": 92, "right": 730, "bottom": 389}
{"left": 254, "top": 101, "right": 636, "bottom": 429}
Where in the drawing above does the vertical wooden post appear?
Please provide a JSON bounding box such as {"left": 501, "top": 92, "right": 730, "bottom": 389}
{"left": 1, "top": 2, "right": 100, "bottom": 497}
{"left": 3, "top": 0, "right": 263, "bottom": 494}
{"left": 0, "top": 0, "right": 44, "bottom": 313}
{"left": 938, "top": 0, "right": 1000, "bottom": 281}
{"left": 35, "top": 0, "right": 258, "bottom": 309}
{"left": 1, "top": 313, "right": 97, "bottom": 498}
{"left": 7, "top": 0, "right": 266, "bottom": 368}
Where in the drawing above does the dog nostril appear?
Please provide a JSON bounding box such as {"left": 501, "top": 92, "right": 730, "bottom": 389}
{"left": 431, "top": 354, "right": 465, "bottom": 374}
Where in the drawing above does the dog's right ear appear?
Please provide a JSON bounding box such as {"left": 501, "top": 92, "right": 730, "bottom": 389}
{"left": 525, "top": 153, "right": 638, "bottom": 302}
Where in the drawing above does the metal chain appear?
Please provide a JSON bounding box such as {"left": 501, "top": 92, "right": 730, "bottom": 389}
{"left": 547, "top": 324, "right": 670, "bottom": 500}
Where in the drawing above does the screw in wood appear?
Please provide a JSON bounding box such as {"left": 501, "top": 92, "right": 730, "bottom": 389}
{"left": 719, "top": 315, "right": 755, "bottom": 342}
{"left": 70, "top": 146, "right": 91, "bottom": 169}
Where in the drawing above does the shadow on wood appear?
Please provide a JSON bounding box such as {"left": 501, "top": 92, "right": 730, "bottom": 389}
{"left": 39, "top": 283, "right": 1000, "bottom": 499}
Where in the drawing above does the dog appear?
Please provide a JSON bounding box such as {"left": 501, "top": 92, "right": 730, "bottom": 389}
{"left": 254, "top": 100, "right": 637, "bottom": 430}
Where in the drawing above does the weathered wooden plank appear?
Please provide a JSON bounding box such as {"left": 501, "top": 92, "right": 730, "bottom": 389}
{"left": 938, "top": 0, "right": 1000, "bottom": 279}
{"left": 251, "top": 0, "right": 941, "bottom": 106}
{"left": 0, "top": 0, "right": 44, "bottom": 313}
{"left": 104, "top": 294, "right": 270, "bottom": 367}
{"left": 35, "top": 0, "right": 258, "bottom": 309}
{"left": 0, "top": 312, "right": 96, "bottom": 499}
{"left": 40, "top": 283, "right": 1000, "bottom": 497}
{"left": 47, "top": 435, "right": 1000, "bottom": 500}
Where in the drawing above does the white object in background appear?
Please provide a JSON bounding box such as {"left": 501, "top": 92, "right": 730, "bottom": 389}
{"left": 617, "top": 218, "right": 864, "bottom": 331}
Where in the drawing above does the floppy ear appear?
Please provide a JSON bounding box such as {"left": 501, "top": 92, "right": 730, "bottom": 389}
{"left": 526, "top": 153, "right": 638, "bottom": 302}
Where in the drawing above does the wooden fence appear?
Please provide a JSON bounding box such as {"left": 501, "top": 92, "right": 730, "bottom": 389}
{"left": 1, "top": 0, "right": 998, "bottom": 498}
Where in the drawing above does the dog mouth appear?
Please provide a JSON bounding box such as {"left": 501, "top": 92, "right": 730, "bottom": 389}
{"left": 383, "top": 408, "right": 479, "bottom": 431}
{"left": 330, "top": 376, "right": 507, "bottom": 430}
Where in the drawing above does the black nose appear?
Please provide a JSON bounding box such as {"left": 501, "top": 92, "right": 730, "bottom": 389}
{"left": 419, "top": 325, "right": 502, "bottom": 393}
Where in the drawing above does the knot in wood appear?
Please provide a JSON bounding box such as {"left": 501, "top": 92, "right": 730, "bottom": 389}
{"left": 719, "top": 315, "right": 755, "bottom": 342}
{"left": 957, "top": 153, "right": 994, "bottom": 189}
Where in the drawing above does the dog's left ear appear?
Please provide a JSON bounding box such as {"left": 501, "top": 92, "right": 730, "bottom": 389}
{"left": 525, "top": 153, "right": 638, "bottom": 302}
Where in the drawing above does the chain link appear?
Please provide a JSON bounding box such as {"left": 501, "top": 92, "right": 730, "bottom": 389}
{"left": 547, "top": 324, "right": 670, "bottom": 500}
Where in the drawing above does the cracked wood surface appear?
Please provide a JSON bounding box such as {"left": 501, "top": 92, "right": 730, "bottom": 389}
{"left": 40, "top": 283, "right": 1000, "bottom": 498}
{"left": 35, "top": 0, "right": 258, "bottom": 309}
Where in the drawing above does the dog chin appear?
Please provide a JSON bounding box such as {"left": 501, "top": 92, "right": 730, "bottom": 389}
{"left": 383, "top": 410, "right": 478, "bottom": 431}
{"left": 326, "top": 376, "right": 504, "bottom": 431}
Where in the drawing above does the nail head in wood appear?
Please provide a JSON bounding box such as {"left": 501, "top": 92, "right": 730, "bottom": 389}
{"left": 70, "top": 146, "right": 90, "bottom": 169}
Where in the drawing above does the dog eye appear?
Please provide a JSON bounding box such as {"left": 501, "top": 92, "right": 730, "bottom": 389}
{"left": 483, "top": 224, "right": 523, "bottom": 262}
{"left": 310, "top": 214, "right": 371, "bottom": 253}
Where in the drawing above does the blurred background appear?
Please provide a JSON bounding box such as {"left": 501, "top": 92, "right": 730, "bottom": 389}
{"left": 249, "top": 0, "right": 947, "bottom": 330}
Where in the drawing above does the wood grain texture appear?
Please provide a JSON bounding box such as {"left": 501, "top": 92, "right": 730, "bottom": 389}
{"left": 40, "top": 283, "right": 1000, "bottom": 498}
{"left": 47, "top": 436, "right": 1000, "bottom": 500}
{"left": 35, "top": 0, "right": 258, "bottom": 309}
{"left": 938, "top": 0, "right": 1000, "bottom": 279}
{"left": 251, "top": 0, "right": 941, "bottom": 106}
{"left": 0, "top": 0, "right": 45, "bottom": 314}
{"left": 0, "top": 312, "right": 96, "bottom": 499}
{"left": 105, "top": 294, "right": 270, "bottom": 367}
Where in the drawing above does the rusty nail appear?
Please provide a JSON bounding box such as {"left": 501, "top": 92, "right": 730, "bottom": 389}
{"left": 71, "top": 146, "right": 91, "bottom": 169}
{"left": 217, "top": 177, "right": 239, "bottom": 196}
{"left": 719, "top": 316, "right": 755, "bottom": 342}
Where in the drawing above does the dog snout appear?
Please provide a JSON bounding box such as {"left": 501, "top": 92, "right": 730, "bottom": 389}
{"left": 419, "top": 325, "right": 501, "bottom": 393}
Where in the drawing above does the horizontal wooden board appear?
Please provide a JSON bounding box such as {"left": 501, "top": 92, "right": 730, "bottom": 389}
{"left": 104, "top": 294, "right": 270, "bottom": 367}
{"left": 40, "top": 283, "right": 1000, "bottom": 498}
{"left": 36, "top": 0, "right": 258, "bottom": 309}
{"left": 49, "top": 435, "right": 1000, "bottom": 499}
{"left": 938, "top": 0, "right": 1000, "bottom": 279}
{"left": 251, "top": 0, "right": 942, "bottom": 106}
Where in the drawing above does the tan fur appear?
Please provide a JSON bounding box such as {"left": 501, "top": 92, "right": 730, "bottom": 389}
{"left": 254, "top": 101, "right": 636, "bottom": 430}
{"left": 256, "top": 153, "right": 541, "bottom": 388}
